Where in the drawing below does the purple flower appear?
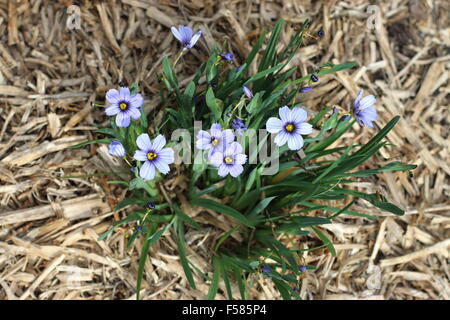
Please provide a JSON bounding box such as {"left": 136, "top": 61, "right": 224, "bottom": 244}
{"left": 133, "top": 134, "right": 175, "bottom": 180}
{"left": 210, "top": 142, "right": 247, "bottom": 177}
{"left": 261, "top": 265, "right": 270, "bottom": 273}
{"left": 353, "top": 90, "right": 377, "bottom": 128}
{"left": 219, "top": 53, "right": 234, "bottom": 61}
{"left": 105, "top": 87, "right": 143, "bottom": 127}
{"left": 242, "top": 86, "right": 253, "bottom": 99}
{"left": 299, "top": 265, "right": 307, "bottom": 272}
{"left": 332, "top": 106, "right": 338, "bottom": 114}
{"left": 310, "top": 74, "right": 319, "bottom": 82}
{"left": 231, "top": 118, "right": 247, "bottom": 135}
{"left": 171, "top": 25, "right": 202, "bottom": 50}
{"left": 196, "top": 123, "right": 234, "bottom": 159}
{"left": 108, "top": 140, "right": 125, "bottom": 157}
{"left": 299, "top": 86, "right": 312, "bottom": 93}
{"left": 266, "top": 106, "right": 313, "bottom": 150}
{"left": 317, "top": 29, "right": 324, "bottom": 38}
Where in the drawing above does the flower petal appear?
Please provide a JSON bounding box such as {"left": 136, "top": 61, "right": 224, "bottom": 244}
{"left": 229, "top": 164, "right": 244, "bottom": 177}
{"left": 359, "top": 95, "right": 376, "bottom": 110}
{"left": 154, "top": 158, "right": 170, "bottom": 175}
{"left": 105, "top": 104, "right": 120, "bottom": 116}
{"left": 298, "top": 122, "right": 313, "bottom": 135}
{"left": 128, "top": 106, "right": 141, "bottom": 120}
{"left": 274, "top": 131, "right": 289, "bottom": 146}
{"left": 116, "top": 112, "right": 131, "bottom": 127}
{"left": 188, "top": 30, "right": 202, "bottom": 48}
{"left": 291, "top": 107, "right": 307, "bottom": 123}
{"left": 136, "top": 133, "right": 152, "bottom": 151}
{"left": 279, "top": 106, "right": 291, "bottom": 122}
{"left": 217, "top": 164, "right": 230, "bottom": 177}
{"left": 106, "top": 89, "right": 120, "bottom": 104}
{"left": 196, "top": 138, "right": 211, "bottom": 150}
{"left": 222, "top": 129, "right": 235, "bottom": 147}
{"left": 242, "top": 86, "right": 253, "bottom": 99}
{"left": 119, "top": 87, "right": 131, "bottom": 100}
{"left": 134, "top": 150, "right": 148, "bottom": 161}
{"left": 129, "top": 93, "right": 144, "bottom": 109}
{"left": 171, "top": 26, "right": 182, "bottom": 42}
{"left": 210, "top": 123, "right": 222, "bottom": 138}
{"left": 158, "top": 148, "right": 175, "bottom": 164}
{"left": 179, "top": 26, "right": 192, "bottom": 43}
{"left": 235, "top": 154, "right": 247, "bottom": 165}
{"left": 227, "top": 142, "right": 243, "bottom": 155}
{"left": 108, "top": 140, "right": 125, "bottom": 157}
{"left": 140, "top": 161, "right": 156, "bottom": 180}
{"left": 207, "top": 148, "right": 216, "bottom": 160}
{"left": 287, "top": 134, "right": 304, "bottom": 150}
{"left": 152, "top": 135, "right": 166, "bottom": 152}
{"left": 209, "top": 152, "right": 223, "bottom": 167}
{"left": 354, "top": 90, "right": 364, "bottom": 109}
{"left": 196, "top": 130, "right": 211, "bottom": 140}
{"left": 266, "top": 117, "right": 283, "bottom": 133}
{"left": 363, "top": 107, "right": 377, "bottom": 120}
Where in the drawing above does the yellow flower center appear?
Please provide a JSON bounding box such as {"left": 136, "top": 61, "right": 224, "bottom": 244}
{"left": 285, "top": 124, "right": 294, "bottom": 132}
{"left": 211, "top": 138, "right": 219, "bottom": 146}
{"left": 119, "top": 102, "right": 128, "bottom": 110}
{"left": 147, "top": 152, "right": 157, "bottom": 160}
{"left": 224, "top": 156, "right": 233, "bottom": 164}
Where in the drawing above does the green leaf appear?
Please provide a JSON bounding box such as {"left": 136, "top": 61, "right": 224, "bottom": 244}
{"left": 69, "top": 138, "right": 112, "bottom": 149}
{"left": 205, "top": 87, "right": 222, "bottom": 121}
{"left": 206, "top": 257, "right": 221, "bottom": 300}
{"left": 174, "top": 205, "right": 202, "bottom": 230}
{"left": 129, "top": 177, "right": 158, "bottom": 197}
{"left": 136, "top": 234, "right": 151, "bottom": 300}
{"left": 114, "top": 197, "right": 142, "bottom": 211}
{"left": 247, "top": 196, "right": 277, "bottom": 219}
{"left": 190, "top": 198, "right": 254, "bottom": 227}
{"left": 175, "top": 221, "right": 196, "bottom": 289}
{"left": 243, "top": 63, "right": 284, "bottom": 86}
{"left": 221, "top": 266, "right": 233, "bottom": 300}
{"left": 233, "top": 267, "right": 247, "bottom": 299}
{"left": 312, "top": 227, "right": 336, "bottom": 256}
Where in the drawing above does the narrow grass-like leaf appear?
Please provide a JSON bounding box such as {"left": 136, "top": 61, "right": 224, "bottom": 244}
{"left": 190, "top": 198, "right": 254, "bottom": 227}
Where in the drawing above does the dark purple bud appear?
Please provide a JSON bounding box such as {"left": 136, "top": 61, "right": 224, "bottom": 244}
{"left": 235, "top": 66, "right": 242, "bottom": 72}
{"left": 293, "top": 287, "right": 301, "bottom": 293}
{"left": 130, "top": 167, "right": 136, "bottom": 173}
{"left": 299, "top": 265, "right": 307, "bottom": 272}
{"left": 261, "top": 265, "right": 270, "bottom": 273}
{"left": 332, "top": 107, "right": 338, "bottom": 114}
{"left": 231, "top": 118, "right": 247, "bottom": 131}
{"left": 341, "top": 115, "right": 351, "bottom": 122}
{"left": 242, "top": 86, "right": 253, "bottom": 99}
{"left": 118, "top": 79, "right": 127, "bottom": 87}
{"left": 317, "top": 29, "right": 324, "bottom": 38}
{"left": 299, "top": 86, "right": 313, "bottom": 93}
{"left": 193, "top": 96, "right": 200, "bottom": 104}
{"left": 136, "top": 225, "right": 143, "bottom": 231}
{"left": 210, "top": 80, "right": 217, "bottom": 88}
{"left": 219, "top": 53, "right": 234, "bottom": 61}
{"left": 310, "top": 74, "right": 319, "bottom": 82}
{"left": 146, "top": 202, "right": 156, "bottom": 210}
